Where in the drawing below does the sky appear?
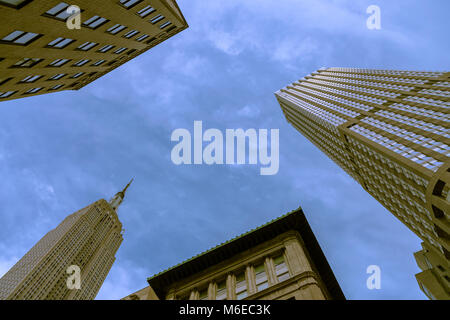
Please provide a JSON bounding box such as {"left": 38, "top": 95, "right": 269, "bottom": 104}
{"left": 0, "top": 0, "right": 449, "bottom": 300}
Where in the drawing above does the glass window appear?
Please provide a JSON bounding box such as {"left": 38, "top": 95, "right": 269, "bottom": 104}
{"left": 2, "top": 30, "right": 41, "bottom": 45}
{"left": 198, "top": 288, "right": 208, "bottom": 300}
{"left": 235, "top": 272, "right": 247, "bottom": 300}
{"left": 254, "top": 263, "right": 269, "bottom": 292}
{"left": 216, "top": 280, "right": 227, "bottom": 300}
{"left": 274, "top": 254, "right": 290, "bottom": 282}
{"left": 120, "top": 0, "right": 142, "bottom": 9}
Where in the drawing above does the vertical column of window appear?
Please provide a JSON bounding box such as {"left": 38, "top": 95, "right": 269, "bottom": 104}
{"left": 254, "top": 262, "right": 269, "bottom": 292}
{"left": 273, "top": 254, "right": 290, "bottom": 282}
{"left": 235, "top": 272, "right": 247, "bottom": 299}
{"left": 215, "top": 280, "right": 227, "bottom": 300}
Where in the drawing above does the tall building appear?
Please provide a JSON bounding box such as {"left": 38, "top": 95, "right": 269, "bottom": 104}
{"left": 122, "top": 207, "right": 345, "bottom": 300}
{"left": 275, "top": 67, "right": 449, "bottom": 299}
{"left": 0, "top": 0, "right": 188, "bottom": 101}
{"left": 0, "top": 180, "right": 133, "bottom": 300}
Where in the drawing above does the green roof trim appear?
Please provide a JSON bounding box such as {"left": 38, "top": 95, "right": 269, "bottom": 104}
{"left": 147, "top": 206, "right": 302, "bottom": 281}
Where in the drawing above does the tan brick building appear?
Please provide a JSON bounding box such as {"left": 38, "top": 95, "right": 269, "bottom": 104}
{"left": 0, "top": 180, "right": 133, "bottom": 300}
{"left": 123, "top": 208, "right": 345, "bottom": 300}
{"left": 0, "top": 0, "right": 187, "bottom": 101}
{"left": 275, "top": 68, "right": 449, "bottom": 299}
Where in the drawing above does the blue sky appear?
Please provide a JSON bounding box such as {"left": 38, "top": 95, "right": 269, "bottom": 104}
{"left": 0, "top": 0, "right": 449, "bottom": 300}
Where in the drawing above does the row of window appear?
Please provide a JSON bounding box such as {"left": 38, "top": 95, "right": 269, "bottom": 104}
{"left": 177, "top": 254, "right": 290, "bottom": 300}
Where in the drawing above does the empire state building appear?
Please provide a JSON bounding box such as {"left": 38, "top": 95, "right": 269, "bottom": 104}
{"left": 0, "top": 180, "right": 133, "bottom": 300}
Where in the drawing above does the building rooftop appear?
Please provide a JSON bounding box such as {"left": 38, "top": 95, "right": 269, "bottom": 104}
{"left": 147, "top": 207, "right": 345, "bottom": 300}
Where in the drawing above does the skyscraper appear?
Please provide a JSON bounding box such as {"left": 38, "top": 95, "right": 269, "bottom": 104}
{"left": 275, "top": 68, "right": 449, "bottom": 298}
{"left": 122, "top": 207, "right": 345, "bottom": 300}
{"left": 0, "top": 0, "right": 188, "bottom": 101}
{"left": 0, "top": 180, "right": 133, "bottom": 300}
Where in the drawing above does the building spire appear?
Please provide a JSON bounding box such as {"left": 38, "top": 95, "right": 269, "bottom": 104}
{"left": 109, "top": 179, "right": 133, "bottom": 212}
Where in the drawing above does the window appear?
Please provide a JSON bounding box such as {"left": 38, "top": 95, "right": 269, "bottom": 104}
{"left": 113, "top": 47, "right": 127, "bottom": 54}
{"left": 48, "top": 73, "right": 66, "bottom": 80}
{"left": 44, "top": 2, "right": 73, "bottom": 20}
{"left": 83, "top": 15, "right": 108, "bottom": 29}
{"left": 49, "top": 84, "right": 64, "bottom": 90}
{"left": 137, "top": 5, "right": 155, "bottom": 17}
{"left": 254, "top": 263, "right": 269, "bottom": 292}
{"left": 119, "top": 0, "right": 142, "bottom": 9}
{"left": 107, "top": 24, "right": 127, "bottom": 35}
{"left": 0, "top": 91, "right": 16, "bottom": 98}
{"left": 20, "top": 75, "right": 42, "bottom": 83}
{"left": 150, "top": 14, "right": 164, "bottom": 24}
{"left": 235, "top": 272, "right": 247, "bottom": 300}
{"left": 47, "top": 37, "right": 75, "bottom": 48}
{"left": 77, "top": 42, "right": 98, "bottom": 51}
{"left": 13, "top": 58, "right": 43, "bottom": 68}
{"left": 0, "top": 77, "right": 12, "bottom": 86}
{"left": 198, "top": 288, "right": 208, "bottom": 300}
{"left": 160, "top": 21, "right": 172, "bottom": 29}
{"left": 98, "top": 44, "right": 114, "bottom": 53}
{"left": 0, "top": 0, "right": 33, "bottom": 8}
{"left": 216, "top": 280, "right": 227, "bottom": 300}
{"left": 1, "top": 30, "right": 41, "bottom": 45}
{"left": 136, "top": 34, "right": 149, "bottom": 42}
{"left": 123, "top": 30, "right": 139, "bottom": 39}
{"left": 274, "top": 255, "right": 290, "bottom": 282}
{"left": 48, "top": 59, "right": 70, "bottom": 67}
{"left": 24, "top": 87, "right": 43, "bottom": 94}
{"left": 73, "top": 59, "right": 90, "bottom": 67}
{"left": 92, "top": 60, "right": 106, "bottom": 66}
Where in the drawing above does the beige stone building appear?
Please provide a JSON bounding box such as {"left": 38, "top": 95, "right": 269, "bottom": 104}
{"left": 0, "top": 0, "right": 187, "bottom": 101}
{"left": 0, "top": 180, "right": 133, "bottom": 300}
{"left": 414, "top": 242, "right": 450, "bottom": 299}
{"left": 275, "top": 68, "right": 449, "bottom": 299}
{"left": 123, "top": 208, "right": 345, "bottom": 300}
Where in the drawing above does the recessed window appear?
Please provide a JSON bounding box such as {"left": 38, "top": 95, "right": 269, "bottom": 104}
{"left": 92, "top": 59, "right": 106, "bottom": 66}
{"left": 216, "top": 280, "right": 227, "bottom": 300}
{"left": 123, "top": 30, "right": 139, "bottom": 39}
{"left": 160, "top": 21, "right": 172, "bottom": 29}
{"left": 107, "top": 24, "right": 126, "bottom": 35}
{"left": 198, "top": 288, "right": 208, "bottom": 300}
{"left": 25, "top": 87, "right": 43, "bottom": 94}
{"left": 0, "top": 91, "right": 16, "bottom": 98}
{"left": 83, "top": 15, "right": 108, "bottom": 29}
{"left": 77, "top": 41, "right": 98, "bottom": 51}
{"left": 150, "top": 14, "right": 164, "bottom": 24}
{"left": 235, "top": 272, "right": 247, "bottom": 300}
{"left": 48, "top": 58, "right": 70, "bottom": 67}
{"left": 1, "top": 30, "right": 41, "bottom": 45}
{"left": 20, "top": 75, "right": 42, "bottom": 83}
{"left": 73, "top": 59, "right": 90, "bottom": 67}
{"left": 48, "top": 73, "right": 66, "bottom": 80}
{"left": 49, "top": 84, "right": 64, "bottom": 90}
{"left": 0, "top": 0, "right": 33, "bottom": 9}
{"left": 47, "top": 37, "right": 75, "bottom": 48}
{"left": 0, "top": 77, "right": 12, "bottom": 86}
{"left": 44, "top": 2, "right": 73, "bottom": 20}
{"left": 119, "top": 0, "right": 142, "bottom": 9}
{"left": 137, "top": 5, "right": 155, "bottom": 17}
{"left": 71, "top": 72, "right": 84, "bottom": 78}
{"left": 12, "top": 58, "right": 43, "bottom": 68}
{"left": 136, "top": 34, "right": 149, "bottom": 42}
{"left": 98, "top": 44, "right": 114, "bottom": 53}
{"left": 273, "top": 255, "right": 290, "bottom": 283}
{"left": 146, "top": 37, "right": 157, "bottom": 44}
{"left": 254, "top": 263, "right": 269, "bottom": 292}
{"left": 113, "top": 47, "right": 127, "bottom": 54}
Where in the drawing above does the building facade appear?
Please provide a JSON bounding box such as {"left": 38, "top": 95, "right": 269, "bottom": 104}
{"left": 123, "top": 208, "right": 345, "bottom": 300}
{"left": 0, "top": 180, "right": 132, "bottom": 300}
{"left": 0, "top": 0, "right": 188, "bottom": 101}
{"left": 275, "top": 67, "right": 449, "bottom": 299}
{"left": 414, "top": 242, "right": 450, "bottom": 300}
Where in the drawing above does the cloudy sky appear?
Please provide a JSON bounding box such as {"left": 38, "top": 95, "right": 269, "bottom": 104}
{"left": 1, "top": 0, "right": 449, "bottom": 300}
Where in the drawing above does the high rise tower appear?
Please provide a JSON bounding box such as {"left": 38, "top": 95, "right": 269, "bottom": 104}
{"left": 0, "top": 180, "right": 133, "bottom": 300}
{"left": 0, "top": 0, "right": 188, "bottom": 102}
{"left": 275, "top": 68, "right": 449, "bottom": 298}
